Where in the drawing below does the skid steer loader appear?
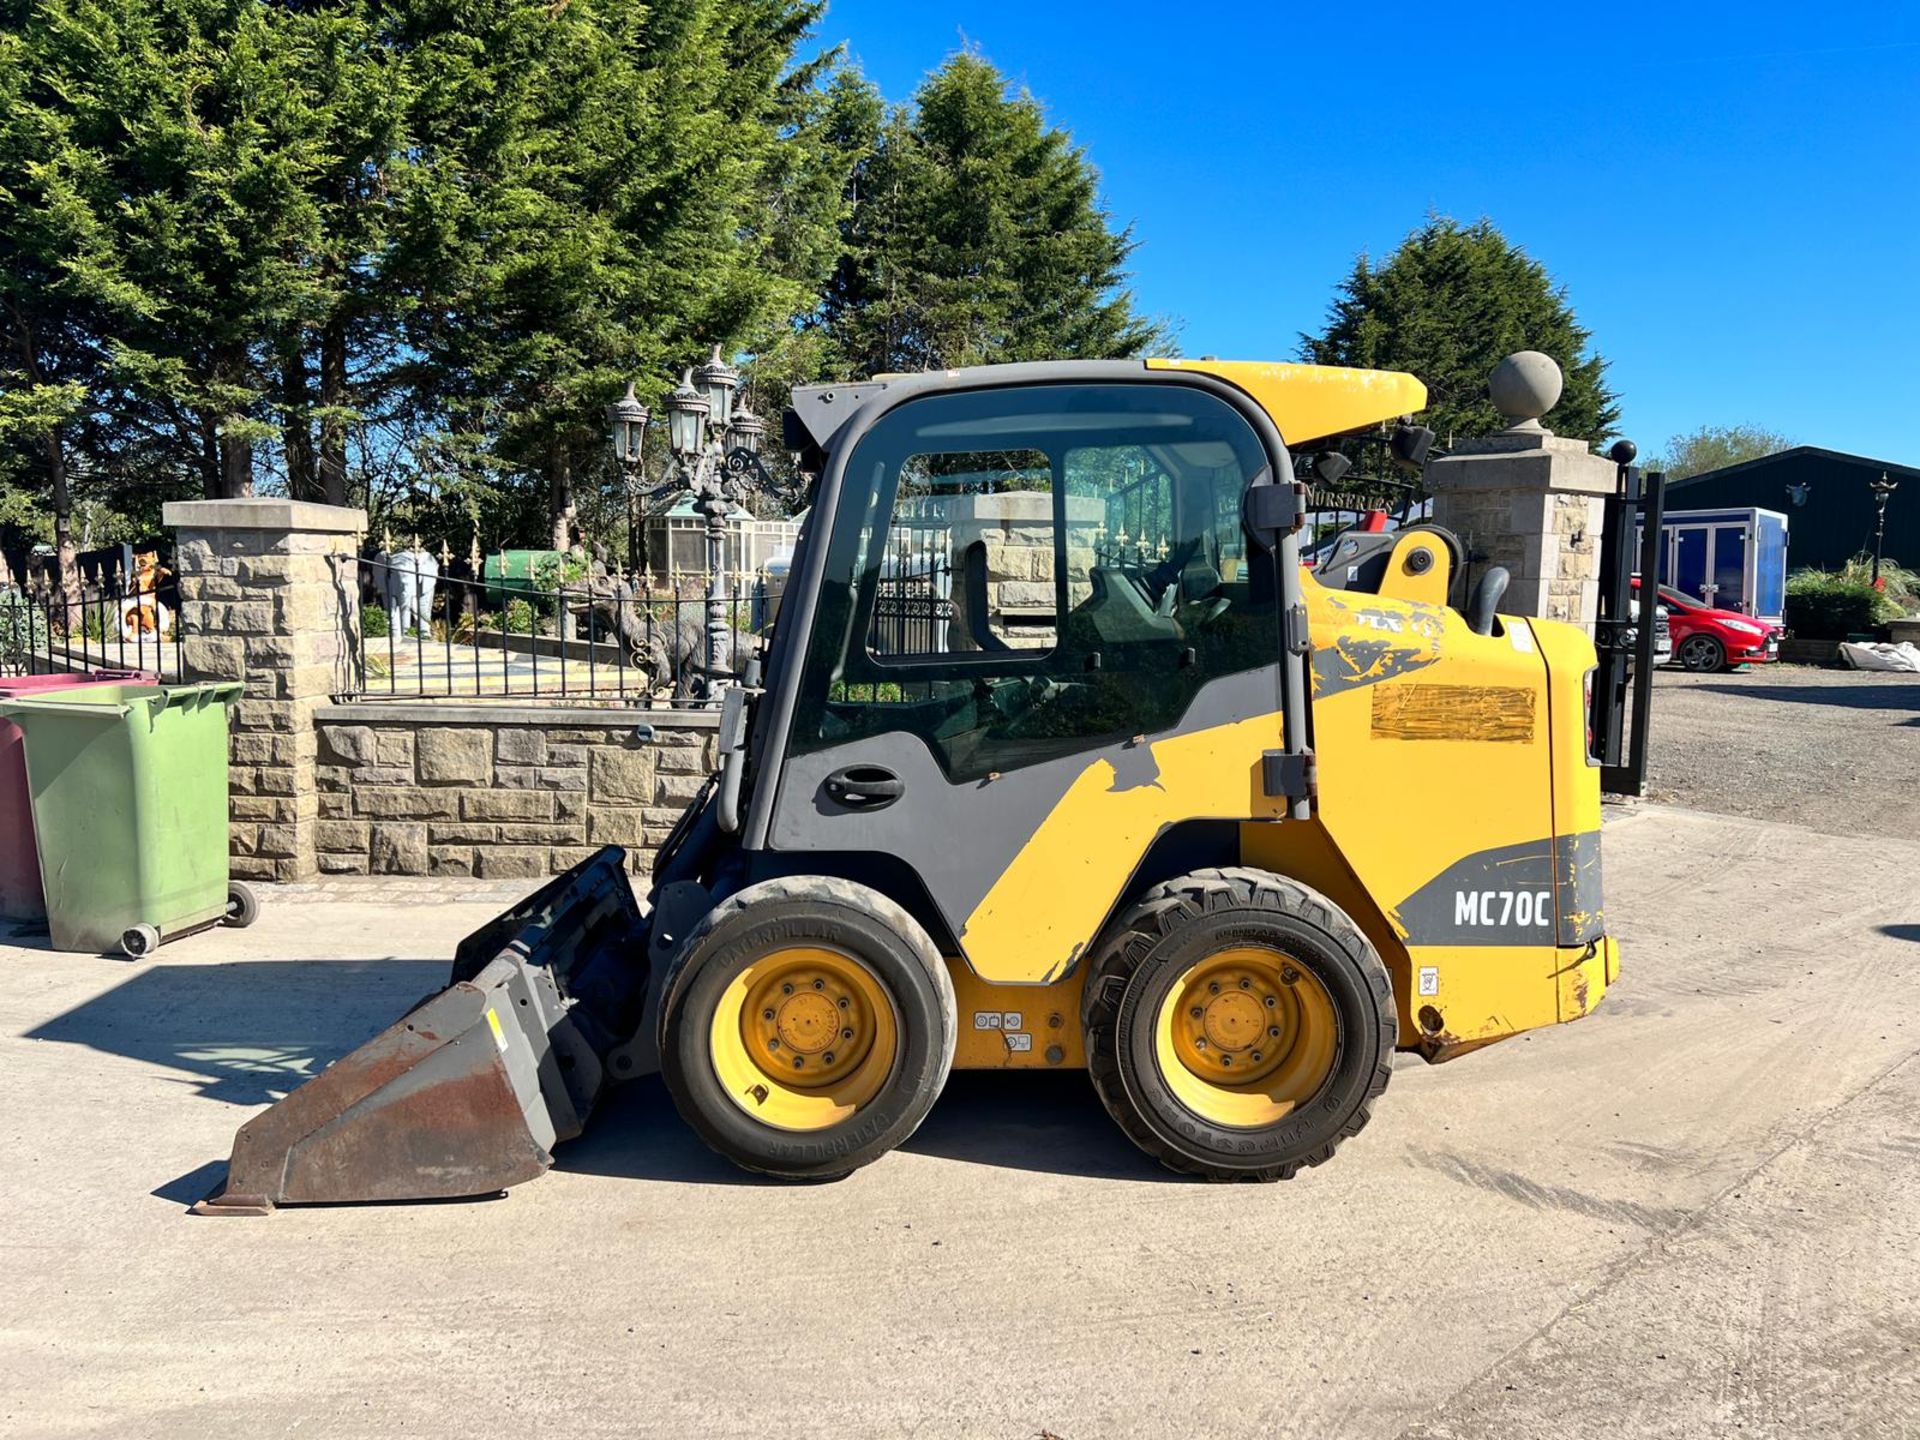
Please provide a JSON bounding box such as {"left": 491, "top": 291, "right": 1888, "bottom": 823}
{"left": 196, "top": 358, "right": 1617, "bottom": 1214}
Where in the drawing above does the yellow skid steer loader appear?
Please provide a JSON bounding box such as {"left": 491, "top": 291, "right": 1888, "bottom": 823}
{"left": 197, "top": 358, "right": 1617, "bottom": 1213}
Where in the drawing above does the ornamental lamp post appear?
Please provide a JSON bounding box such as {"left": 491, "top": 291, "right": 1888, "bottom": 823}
{"left": 1870, "top": 472, "right": 1899, "bottom": 587}
{"left": 665, "top": 368, "right": 710, "bottom": 460}
{"left": 607, "top": 380, "right": 650, "bottom": 573}
{"left": 728, "top": 399, "right": 766, "bottom": 456}
{"left": 598, "top": 347, "right": 779, "bottom": 705}
{"left": 695, "top": 343, "right": 741, "bottom": 434}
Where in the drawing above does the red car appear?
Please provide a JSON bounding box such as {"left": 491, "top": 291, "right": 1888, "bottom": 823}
{"left": 1632, "top": 577, "right": 1781, "bottom": 672}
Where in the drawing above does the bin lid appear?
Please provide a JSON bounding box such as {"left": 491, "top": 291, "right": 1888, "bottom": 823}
{"left": 0, "top": 680, "right": 242, "bottom": 719}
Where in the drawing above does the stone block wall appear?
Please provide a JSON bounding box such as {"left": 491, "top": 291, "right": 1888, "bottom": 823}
{"left": 309, "top": 704, "right": 718, "bottom": 878}
{"left": 165, "top": 498, "right": 365, "bottom": 881}
{"left": 1426, "top": 430, "right": 1615, "bottom": 630}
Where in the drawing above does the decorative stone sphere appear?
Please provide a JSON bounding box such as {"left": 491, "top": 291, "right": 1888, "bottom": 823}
{"left": 1489, "top": 351, "right": 1564, "bottom": 425}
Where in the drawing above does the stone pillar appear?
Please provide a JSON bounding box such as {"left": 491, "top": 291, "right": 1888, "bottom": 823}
{"left": 163, "top": 499, "right": 366, "bottom": 881}
{"left": 1424, "top": 352, "right": 1616, "bottom": 629}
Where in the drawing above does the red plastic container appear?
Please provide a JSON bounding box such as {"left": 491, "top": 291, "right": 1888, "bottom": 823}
{"left": 0, "top": 671, "right": 152, "bottom": 922}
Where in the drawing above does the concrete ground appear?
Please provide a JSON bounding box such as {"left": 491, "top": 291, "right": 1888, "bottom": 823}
{"left": 3, "top": 803, "right": 1918, "bottom": 1439}
{"left": 1648, "top": 663, "right": 1920, "bottom": 840}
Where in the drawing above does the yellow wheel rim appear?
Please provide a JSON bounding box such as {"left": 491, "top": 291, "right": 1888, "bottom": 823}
{"left": 1153, "top": 946, "right": 1338, "bottom": 1129}
{"left": 708, "top": 947, "right": 897, "bottom": 1132}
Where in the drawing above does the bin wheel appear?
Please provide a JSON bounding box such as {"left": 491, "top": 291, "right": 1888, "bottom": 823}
{"left": 224, "top": 881, "right": 260, "bottom": 929}
{"left": 120, "top": 924, "right": 162, "bottom": 959}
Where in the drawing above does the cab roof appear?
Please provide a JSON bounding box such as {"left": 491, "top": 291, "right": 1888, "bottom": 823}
{"left": 787, "top": 358, "right": 1426, "bottom": 455}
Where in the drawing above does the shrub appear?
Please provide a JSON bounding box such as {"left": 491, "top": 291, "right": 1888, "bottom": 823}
{"left": 1784, "top": 570, "right": 1895, "bottom": 639}
{"left": 1831, "top": 554, "right": 1919, "bottom": 616}
{"left": 361, "top": 602, "right": 390, "bottom": 638}
{"left": 504, "top": 597, "right": 536, "bottom": 634}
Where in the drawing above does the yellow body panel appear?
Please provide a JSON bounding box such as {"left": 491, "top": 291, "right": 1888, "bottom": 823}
{"left": 947, "top": 964, "right": 1086, "bottom": 1068}
{"left": 959, "top": 713, "right": 1285, "bottom": 983}
{"left": 1378, "top": 530, "right": 1454, "bottom": 608}
{"left": 1295, "top": 572, "right": 1606, "bottom": 1052}
{"left": 1147, "top": 358, "right": 1428, "bottom": 444}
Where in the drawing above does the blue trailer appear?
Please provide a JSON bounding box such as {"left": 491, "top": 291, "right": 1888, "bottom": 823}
{"left": 1639, "top": 506, "right": 1789, "bottom": 623}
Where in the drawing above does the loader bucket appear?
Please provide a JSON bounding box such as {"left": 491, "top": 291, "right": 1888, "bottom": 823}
{"left": 194, "top": 847, "right": 648, "bottom": 1216}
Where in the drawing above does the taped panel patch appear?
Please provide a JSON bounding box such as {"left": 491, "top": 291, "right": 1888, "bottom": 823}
{"left": 1371, "top": 685, "right": 1535, "bottom": 743}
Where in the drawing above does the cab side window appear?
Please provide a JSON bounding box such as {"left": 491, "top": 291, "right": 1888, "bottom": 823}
{"left": 791, "top": 384, "right": 1276, "bottom": 783}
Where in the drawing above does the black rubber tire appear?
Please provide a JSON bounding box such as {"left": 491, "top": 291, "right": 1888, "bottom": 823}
{"left": 1083, "top": 867, "right": 1394, "bottom": 1182}
{"left": 657, "top": 876, "right": 956, "bottom": 1181}
{"left": 1678, "top": 634, "right": 1726, "bottom": 673}
{"left": 223, "top": 881, "right": 259, "bottom": 928}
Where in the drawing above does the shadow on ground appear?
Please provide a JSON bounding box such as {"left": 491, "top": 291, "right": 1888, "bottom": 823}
{"left": 38, "top": 956, "right": 1169, "bottom": 1198}
{"left": 903, "top": 1069, "right": 1166, "bottom": 1180}
{"left": 557, "top": 1070, "right": 1167, "bottom": 1186}
{"left": 24, "top": 958, "right": 446, "bottom": 1106}
{"left": 1694, "top": 680, "right": 1920, "bottom": 711}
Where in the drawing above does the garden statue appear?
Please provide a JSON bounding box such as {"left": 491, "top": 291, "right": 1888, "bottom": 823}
{"left": 118, "top": 550, "right": 173, "bottom": 641}
{"left": 377, "top": 542, "right": 439, "bottom": 637}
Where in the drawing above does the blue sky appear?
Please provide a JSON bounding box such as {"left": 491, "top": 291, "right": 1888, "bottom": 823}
{"left": 818, "top": 2, "right": 1920, "bottom": 467}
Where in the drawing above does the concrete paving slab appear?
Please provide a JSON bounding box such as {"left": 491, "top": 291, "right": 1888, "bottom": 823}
{"left": 0, "top": 803, "right": 1915, "bottom": 1439}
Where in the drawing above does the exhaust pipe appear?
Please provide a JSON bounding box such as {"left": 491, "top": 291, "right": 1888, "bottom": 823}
{"left": 194, "top": 848, "right": 648, "bottom": 1216}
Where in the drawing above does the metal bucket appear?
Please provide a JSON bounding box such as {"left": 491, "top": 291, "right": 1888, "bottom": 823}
{"left": 194, "top": 847, "right": 648, "bottom": 1215}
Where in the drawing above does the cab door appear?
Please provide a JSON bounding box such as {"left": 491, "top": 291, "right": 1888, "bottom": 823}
{"left": 760, "top": 380, "right": 1288, "bottom": 984}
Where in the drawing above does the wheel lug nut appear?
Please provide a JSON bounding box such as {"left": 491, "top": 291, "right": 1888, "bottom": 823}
{"left": 823, "top": 1052, "right": 836, "bottom": 1064}
{"left": 1208, "top": 981, "right": 1221, "bottom": 994}
{"left": 841, "top": 1027, "right": 854, "bottom": 1039}
{"left": 762, "top": 1007, "right": 776, "bottom": 1020}
{"left": 1194, "top": 1037, "right": 1207, "bottom": 1049}
{"left": 792, "top": 1057, "right": 804, "bottom": 1069}
{"left": 1264, "top": 994, "right": 1277, "bottom": 1008}
{"left": 1268, "top": 1025, "right": 1280, "bottom": 1038}
{"left": 1239, "top": 978, "right": 1251, "bottom": 989}
{"left": 812, "top": 978, "right": 825, "bottom": 990}
{"left": 1281, "top": 967, "right": 1299, "bottom": 986}
{"left": 1190, "top": 1005, "right": 1204, "bottom": 1019}
{"left": 1251, "top": 1051, "right": 1263, "bottom": 1062}
{"left": 781, "top": 982, "right": 794, "bottom": 995}
{"left": 1219, "top": 1054, "right": 1232, "bottom": 1066}
{"left": 768, "top": 1037, "right": 780, "bottom": 1049}
{"left": 837, "top": 996, "right": 849, "bottom": 1009}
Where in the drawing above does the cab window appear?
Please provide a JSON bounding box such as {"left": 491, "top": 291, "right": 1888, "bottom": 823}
{"left": 791, "top": 383, "right": 1277, "bottom": 783}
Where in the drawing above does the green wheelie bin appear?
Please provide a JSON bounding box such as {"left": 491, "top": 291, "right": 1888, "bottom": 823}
{"left": 0, "top": 681, "right": 255, "bottom": 956}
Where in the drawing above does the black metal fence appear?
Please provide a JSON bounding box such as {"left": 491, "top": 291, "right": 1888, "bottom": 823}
{"left": 339, "top": 553, "right": 783, "bottom": 705}
{"left": 0, "top": 563, "right": 184, "bottom": 680}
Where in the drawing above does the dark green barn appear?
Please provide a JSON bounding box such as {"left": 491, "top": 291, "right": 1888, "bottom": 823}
{"left": 1666, "top": 448, "right": 1920, "bottom": 574}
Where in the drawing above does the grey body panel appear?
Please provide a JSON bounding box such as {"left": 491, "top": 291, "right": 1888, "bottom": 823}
{"left": 766, "top": 668, "right": 1281, "bottom": 972}
{"left": 1388, "top": 831, "right": 1605, "bottom": 948}
{"left": 745, "top": 361, "right": 1303, "bottom": 851}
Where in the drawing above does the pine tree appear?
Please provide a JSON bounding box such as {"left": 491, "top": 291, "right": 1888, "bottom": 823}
{"left": 388, "top": 0, "right": 856, "bottom": 540}
{"left": 1302, "top": 217, "right": 1620, "bottom": 444}
{"left": 820, "top": 52, "right": 1163, "bottom": 378}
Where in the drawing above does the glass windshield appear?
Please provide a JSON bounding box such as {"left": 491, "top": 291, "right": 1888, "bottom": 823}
{"left": 790, "top": 383, "right": 1277, "bottom": 783}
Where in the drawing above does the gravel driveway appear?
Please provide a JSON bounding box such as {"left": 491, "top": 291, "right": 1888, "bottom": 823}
{"left": 1646, "top": 663, "right": 1920, "bottom": 838}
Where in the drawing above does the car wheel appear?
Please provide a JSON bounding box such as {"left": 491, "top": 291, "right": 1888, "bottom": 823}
{"left": 1679, "top": 634, "right": 1726, "bottom": 672}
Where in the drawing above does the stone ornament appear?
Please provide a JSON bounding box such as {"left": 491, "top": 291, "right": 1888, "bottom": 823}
{"left": 1489, "top": 351, "right": 1564, "bottom": 432}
